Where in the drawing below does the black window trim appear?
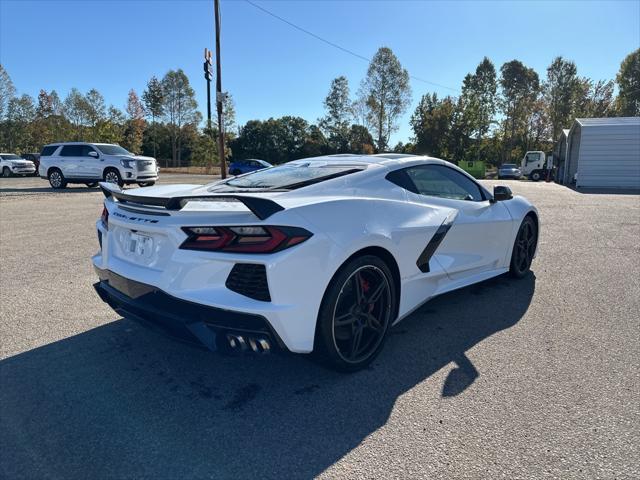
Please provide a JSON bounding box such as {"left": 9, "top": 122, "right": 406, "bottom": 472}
{"left": 386, "top": 164, "right": 492, "bottom": 202}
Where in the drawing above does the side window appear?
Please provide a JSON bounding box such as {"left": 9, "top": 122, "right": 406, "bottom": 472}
{"left": 41, "top": 146, "right": 57, "bottom": 156}
{"left": 404, "top": 165, "right": 484, "bottom": 202}
{"left": 60, "top": 145, "right": 83, "bottom": 156}
{"left": 80, "top": 145, "right": 97, "bottom": 157}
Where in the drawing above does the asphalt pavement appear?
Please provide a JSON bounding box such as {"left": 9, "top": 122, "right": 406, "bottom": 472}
{"left": 1, "top": 174, "right": 638, "bottom": 479}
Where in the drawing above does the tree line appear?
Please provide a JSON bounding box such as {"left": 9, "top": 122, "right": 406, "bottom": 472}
{"left": 0, "top": 47, "right": 637, "bottom": 167}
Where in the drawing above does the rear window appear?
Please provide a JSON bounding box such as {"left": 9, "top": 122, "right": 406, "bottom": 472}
{"left": 502, "top": 164, "right": 517, "bottom": 168}
{"left": 40, "top": 146, "right": 58, "bottom": 156}
{"left": 213, "top": 162, "right": 362, "bottom": 190}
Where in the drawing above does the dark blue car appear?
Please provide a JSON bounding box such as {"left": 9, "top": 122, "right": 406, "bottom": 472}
{"left": 229, "top": 159, "right": 272, "bottom": 176}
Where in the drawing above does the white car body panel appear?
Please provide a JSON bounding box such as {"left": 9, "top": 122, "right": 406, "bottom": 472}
{"left": 92, "top": 154, "right": 538, "bottom": 354}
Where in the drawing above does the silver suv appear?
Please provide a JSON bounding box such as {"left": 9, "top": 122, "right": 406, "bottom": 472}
{"left": 39, "top": 142, "right": 159, "bottom": 189}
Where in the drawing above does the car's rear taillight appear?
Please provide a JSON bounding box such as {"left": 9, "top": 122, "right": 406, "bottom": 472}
{"left": 180, "top": 226, "right": 312, "bottom": 253}
{"left": 101, "top": 206, "right": 109, "bottom": 229}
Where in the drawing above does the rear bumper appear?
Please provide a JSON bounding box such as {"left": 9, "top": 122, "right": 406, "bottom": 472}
{"left": 93, "top": 267, "right": 285, "bottom": 353}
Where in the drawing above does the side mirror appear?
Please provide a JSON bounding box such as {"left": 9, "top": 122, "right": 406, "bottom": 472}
{"left": 88, "top": 151, "right": 98, "bottom": 158}
{"left": 492, "top": 185, "right": 513, "bottom": 202}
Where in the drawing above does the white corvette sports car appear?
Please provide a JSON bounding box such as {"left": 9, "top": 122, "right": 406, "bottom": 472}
{"left": 93, "top": 154, "right": 539, "bottom": 371}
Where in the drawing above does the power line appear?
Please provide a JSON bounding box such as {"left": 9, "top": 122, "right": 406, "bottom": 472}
{"left": 244, "top": 0, "right": 460, "bottom": 93}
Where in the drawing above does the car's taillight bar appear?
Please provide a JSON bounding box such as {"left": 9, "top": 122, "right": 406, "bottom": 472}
{"left": 180, "top": 226, "right": 312, "bottom": 253}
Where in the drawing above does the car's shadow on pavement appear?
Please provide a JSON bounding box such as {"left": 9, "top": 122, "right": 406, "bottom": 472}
{"left": 1, "top": 272, "right": 535, "bottom": 479}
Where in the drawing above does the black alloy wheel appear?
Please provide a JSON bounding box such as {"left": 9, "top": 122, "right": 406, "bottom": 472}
{"left": 510, "top": 216, "right": 537, "bottom": 278}
{"left": 315, "top": 255, "right": 396, "bottom": 372}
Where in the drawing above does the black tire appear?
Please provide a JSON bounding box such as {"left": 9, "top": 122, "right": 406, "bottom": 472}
{"left": 314, "top": 255, "right": 397, "bottom": 372}
{"left": 529, "top": 170, "right": 542, "bottom": 182}
{"left": 509, "top": 216, "right": 538, "bottom": 278}
{"left": 231, "top": 169, "right": 241, "bottom": 176}
{"left": 137, "top": 181, "right": 155, "bottom": 187}
{"left": 85, "top": 182, "right": 99, "bottom": 188}
{"left": 2, "top": 167, "right": 11, "bottom": 178}
{"left": 48, "top": 168, "right": 67, "bottom": 189}
{"left": 103, "top": 168, "right": 123, "bottom": 187}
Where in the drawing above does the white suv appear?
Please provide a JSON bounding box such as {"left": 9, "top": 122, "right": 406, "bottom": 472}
{"left": 39, "top": 142, "right": 159, "bottom": 189}
{"left": 0, "top": 153, "right": 36, "bottom": 177}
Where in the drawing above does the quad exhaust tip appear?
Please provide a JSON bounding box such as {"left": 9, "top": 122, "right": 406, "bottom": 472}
{"left": 226, "top": 334, "right": 271, "bottom": 354}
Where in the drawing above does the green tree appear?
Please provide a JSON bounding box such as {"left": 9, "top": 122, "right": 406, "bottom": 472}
{"left": 7, "top": 94, "right": 36, "bottom": 152}
{"left": 544, "top": 56, "right": 580, "bottom": 142}
{"left": 460, "top": 57, "right": 497, "bottom": 160}
{"left": 499, "top": 60, "right": 540, "bottom": 161}
{"left": 347, "top": 124, "right": 375, "bottom": 154}
{"left": 123, "top": 89, "right": 146, "bottom": 153}
{"left": 96, "top": 106, "right": 125, "bottom": 144}
{"left": 359, "top": 47, "right": 411, "bottom": 151}
{"left": 63, "top": 88, "right": 91, "bottom": 140}
{"left": 161, "top": 69, "right": 199, "bottom": 166}
{"left": 410, "top": 93, "right": 455, "bottom": 158}
{"left": 0, "top": 65, "right": 16, "bottom": 122}
{"left": 302, "top": 124, "right": 329, "bottom": 157}
{"left": 615, "top": 48, "right": 640, "bottom": 116}
{"left": 319, "top": 76, "right": 352, "bottom": 152}
{"left": 576, "top": 79, "right": 615, "bottom": 117}
{"left": 142, "top": 76, "right": 165, "bottom": 158}
{"left": 85, "top": 88, "right": 106, "bottom": 136}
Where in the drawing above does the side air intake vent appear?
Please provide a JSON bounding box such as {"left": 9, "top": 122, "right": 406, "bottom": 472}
{"left": 225, "top": 264, "right": 271, "bottom": 302}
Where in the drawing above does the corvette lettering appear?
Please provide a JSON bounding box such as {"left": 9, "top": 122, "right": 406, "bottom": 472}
{"left": 112, "top": 211, "right": 158, "bottom": 223}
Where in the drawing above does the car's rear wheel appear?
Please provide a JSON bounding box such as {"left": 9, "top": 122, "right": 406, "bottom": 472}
{"left": 509, "top": 216, "right": 537, "bottom": 278}
{"left": 314, "top": 255, "right": 396, "bottom": 372}
{"left": 2, "top": 167, "right": 11, "bottom": 178}
{"left": 231, "top": 169, "right": 241, "bottom": 176}
{"left": 48, "top": 169, "right": 67, "bottom": 189}
{"left": 104, "top": 168, "right": 123, "bottom": 187}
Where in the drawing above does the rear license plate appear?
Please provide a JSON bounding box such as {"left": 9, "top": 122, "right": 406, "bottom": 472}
{"left": 126, "top": 232, "right": 153, "bottom": 259}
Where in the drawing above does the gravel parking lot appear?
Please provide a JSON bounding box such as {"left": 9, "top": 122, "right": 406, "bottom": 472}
{"left": 1, "top": 174, "right": 639, "bottom": 479}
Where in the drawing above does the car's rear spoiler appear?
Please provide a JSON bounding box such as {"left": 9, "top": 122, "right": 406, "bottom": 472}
{"left": 99, "top": 182, "right": 284, "bottom": 220}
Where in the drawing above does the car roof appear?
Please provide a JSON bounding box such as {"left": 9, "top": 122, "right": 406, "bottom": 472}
{"left": 287, "top": 153, "right": 449, "bottom": 169}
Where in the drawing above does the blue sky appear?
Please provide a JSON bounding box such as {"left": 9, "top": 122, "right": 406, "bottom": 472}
{"left": 1, "top": 0, "right": 639, "bottom": 144}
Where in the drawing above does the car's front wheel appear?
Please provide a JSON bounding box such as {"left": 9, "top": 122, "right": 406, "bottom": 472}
{"left": 137, "top": 181, "right": 155, "bottom": 187}
{"left": 104, "top": 168, "right": 123, "bottom": 187}
{"left": 85, "top": 182, "right": 98, "bottom": 188}
{"left": 231, "top": 169, "right": 241, "bottom": 176}
{"left": 509, "top": 216, "right": 538, "bottom": 278}
{"left": 48, "top": 169, "right": 67, "bottom": 189}
{"left": 2, "top": 167, "right": 11, "bottom": 178}
{"left": 314, "top": 255, "right": 396, "bottom": 372}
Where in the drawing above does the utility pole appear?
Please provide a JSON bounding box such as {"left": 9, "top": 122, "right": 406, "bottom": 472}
{"left": 203, "top": 48, "right": 213, "bottom": 172}
{"left": 214, "top": 0, "right": 227, "bottom": 179}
